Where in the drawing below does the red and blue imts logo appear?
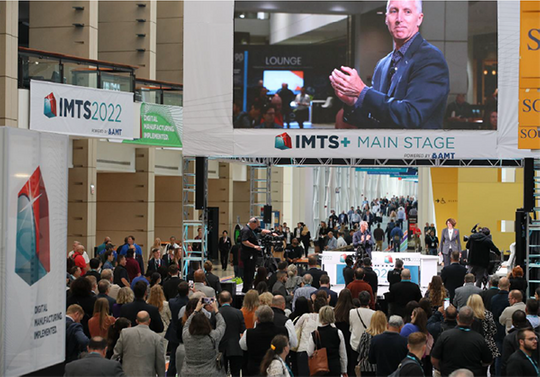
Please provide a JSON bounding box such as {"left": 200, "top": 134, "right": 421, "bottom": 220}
{"left": 275, "top": 132, "right": 292, "bottom": 150}
{"left": 384, "top": 255, "right": 393, "bottom": 264}
{"left": 15, "top": 167, "right": 50, "bottom": 285}
{"left": 43, "top": 93, "right": 57, "bottom": 118}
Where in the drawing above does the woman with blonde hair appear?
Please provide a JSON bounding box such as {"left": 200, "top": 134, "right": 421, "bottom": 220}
{"left": 112, "top": 287, "right": 134, "bottom": 318}
{"left": 467, "top": 294, "right": 500, "bottom": 360}
{"left": 152, "top": 237, "right": 164, "bottom": 254}
{"left": 259, "top": 292, "right": 274, "bottom": 307}
{"left": 300, "top": 223, "right": 311, "bottom": 256}
{"left": 88, "top": 297, "right": 115, "bottom": 338}
{"left": 241, "top": 289, "right": 260, "bottom": 329}
{"left": 357, "top": 311, "right": 387, "bottom": 376}
{"left": 285, "top": 264, "right": 302, "bottom": 293}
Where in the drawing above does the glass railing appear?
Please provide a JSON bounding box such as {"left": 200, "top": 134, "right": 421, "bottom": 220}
{"left": 135, "top": 78, "right": 183, "bottom": 107}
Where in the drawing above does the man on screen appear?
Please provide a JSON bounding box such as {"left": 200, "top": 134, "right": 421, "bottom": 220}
{"left": 330, "top": 0, "right": 449, "bottom": 129}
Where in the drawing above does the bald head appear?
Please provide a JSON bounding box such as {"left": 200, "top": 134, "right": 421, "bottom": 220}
{"left": 272, "top": 295, "right": 286, "bottom": 309}
{"left": 136, "top": 311, "right": 150, "bottom": 325}
{"left": 401, "top": 269, "right": 411, "bottom": 280}
{"left": 75, "top": 244, "right": 85, "bottom": 254}
{"left": 499, "top": 277, "right": 510, "bottom": 291}
{"left": 193, "top": 269, "right": 206, "bottom": 283}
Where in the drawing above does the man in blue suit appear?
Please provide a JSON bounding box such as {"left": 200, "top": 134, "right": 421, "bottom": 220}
{"left": 330, "top": 0, "right": 449, "bottom": 129}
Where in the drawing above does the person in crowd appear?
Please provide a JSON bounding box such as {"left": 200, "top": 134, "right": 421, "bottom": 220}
{"left": 112, "top": 311, "right": 166, "bottom": 377}
{"left": 385, "top": 219, "right": 396, "bottom": 245}
{"left": 260, "top": 291, "right": 274, "bottom": 307}
{"left": 147, "top": 248, "right": 164, "bottom": 272}
{"left": 357, "top": 311, "right": 387, "bottom": 376}
{"left": 362, "top": 257, "right": 379, "bottom": 297}
{"left": 390, "top": 225, "right": 404, "bottom": 252}
{"left": 240, "top": 305, "right": 289, "bottom": 376}
{"left": 72, "top": 244, "right": 90, "bottom": 275}
{"left": 294, "top": 297, "right": 327, "bottom": 377}
{"left": 350, "top": 291, "right": 375, "bottom": 354}
{"left": 467, "top": 294, "right": 500, "bottom": 362}
{"left": 112, "top": 287, "right": 134, "bottom": 319}
{"left": 526, "top": 298, "right": 540, "bottom": 329}
{"left": 86, "top": 258, "right": 102, "bottom": 281}
{"left": 307, "top": 306, "right": 348, "bottom": 376}
{"left": 268, "top": 261, "right": 288, "bottom": 292}
{"left": 241, "top": 218, "right": 273, "bottom": 293}
{"left": 175, "top": 298, "right": 199, "bottom": 376}
{"left": 233, "top": 100, "right": 251, "bottom": 128}
{"left": 483, "top": 110, "right": 498, "bottom": 130}
{"left": 241, "top": 289, "right": 260, "bottom": 329}
{"left": 260, "top": 335, "right": 292, "bottom": 377}
{"left": 396, "top": 207, "right": 406, "bottom": 230}
{"left": 147, "top": 284, "right": 172, "bottom": 351}
{"left": 439, "top": 218, "right": 462, "bottom": 267}
{"left": 400, "top": 307, "right": 428, "bottom": 338}
{"left": 100, "top": 266, "right": 119, "bottom": 301}
{"left": 130, "top": 270, "right": 152, "bottom": 289}
{"left": 66, "top": 304, "right": 90, "bottom": 363}
{"left": 347, "top": 268, "right": 375, "bottom": 309}
{"left": 334, "top": 289, "right": 356, "bottom": 376}
{"left": 317, "top": 221, "right": 329, "bottom": 251}
{"left": 373, "top": 224, "right": 385, "bottom": 251}
{"left": 305, "top": 255, "right": 327, "bottom": 289}
{"left": 67, "top": 277, "right": 97, "bottom": 335}
{"left": 317, "top": 274, "right": 338, "bottom": 307}
{"left": 271, "top": 295, "right": 298, "bottom": 349}
{"left": 254, "top": 266, "right": 269, "bottom": 290}
{"left": 509, "top": 266, "right": 528, "bottom": 296}
{"left": 424, "top": 275, "right": 448, "bottom": 311}
{"left": 343, "top": 255, "right": 355, "bottom": 287}
{"left": 120, "top": 281, "right": 164, "bottom": 333}
{"left": 285, "top": 264, "right": 302, "bottom": 294}
{"left": 218, "top": 230, "right": 232, "bottom": 271}
{"left": 96, "top": 236, "right": 112, "bottom": 256}
{"left": 124, "top": 248, "right": 141, "bottom": 283}
{"left": 500, "top": 290, "right": 527, "bottom": 334}
{"left": 445, "top": 94, "right": 473, "bottom": 124}
{"left": 427, "top": 304, "right": 458, "bottom": 343}
{"left": 286, "top": 238, "right": 304, "bottom": 264}
{"left": 218, "top": 291, "right": 245, "bottom": 377}
{"left": 501, "top": 310, "right": 536, "bottom": 375}
{"left": 425, "top": 229, "right": 439, "bottom": 256}
{"left": 97, "top": 279, "right": 116, "bottom": 314}
{"left": 353, "top": 221, "right": 374, "bottom": 258}
{"left": 431, "top": 306, "right": 492, "bottom": 376}
{"left": 387, "top": 258, "right": 404, "bottom": 287}
{"left": 119, "top": 236, "right": 145, "bottom": 273}
{"left": 328, "top": 210, "right": 339, "bottom": 230}
{"left": 369, "top": 315, "right": 408, "bottom": 377}
{"left": 395, "top": 332, "right": 428, "bottom": 377}
{"left": 102, "top": 249, "right": 115, "bottom": 271}
{"left": 294, "top": 87, "right": 310, "bottom": 129}
{"left": 441, "top": 251, "right": 467, "bottom": 302}
{"left": 453, "top": 274, "right": 482, "bottom": 309}
{"left": 492, "top": 277, "right": 511, "bottom": 375}
{"left": 300, "top": 223, "right": 311, "bottom": 256}
{"left": 88, "top": 298, "right": 115, "bottom": 339}
{"left": 277, "top": 83, "right": 295, "bottom": 128}
{"left": 162, "top": 264, "right": 182, "bottom": 301}
{"left": 480, "top": 275, "right": 500, "bottom": 311}
{"left": 467, "top": 226, "right": 500, "bottom": 287}
{"left": 290, "top": 296, "right": 312, "bottom": 322}
{"left": 255, "top": 104, "right": 281, "bottom": 129}
{"left": 181, "top": 298, "right": 226, "bottom": 377}
{"left": 292, "top": 274, "right": 318, "bottom": 311}
{"left": 113, "top": 255, "right": 130, "bottom": 288}
{"left": 506, "top": 328, "right": 540, "bottom": 376}
{"left": 273, "top": 271, "right": 293, "bottom": 306}
{"left": 64, "top": 336, "right": 126, "bottom": 377}
{"left": 337, "top": 231, "right": 348, "bottom": 249}
{"left": 325, "top": 231, "right": 338, "bottom": 250}
{"left": 204, "top": 260, "right": 222, "bottom": 294}
{"left": 164, "top": 281, "right": 189, "bottom": 377}
{"left": 230, "top": 236, "right": 243, "bottom": 284}
{"left": 388, "top": 269, "right": 422, "bottom": 317}
{"left": 190, "top": 268, "right": 216, "bottom": 298}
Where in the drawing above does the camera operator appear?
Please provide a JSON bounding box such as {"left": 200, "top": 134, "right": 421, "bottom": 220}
{"left": 241, "top": 217, "right": 273, "bottom": 293}
{"left": 353, "top": 221, "right": 373, "bottom": 258}
{"left": 285, "top": 238, "right": 304, "bottom": 264}
{"left": 466, "top": 226, "right": 500, "bottom": 288}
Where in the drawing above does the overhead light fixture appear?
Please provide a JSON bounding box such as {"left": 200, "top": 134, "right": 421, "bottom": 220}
{"left": 72, "top": 6, "right": 84, "bottom": 10}
{"left": 136, "top": 48, "right": 146, "bottom": 52}
{"left": 377, "top": 11, "right": 384, "bottom": 15}
{"left": 137, "top": 33, "right": 146, "bottom": 37}
{"left": 257, "top": 12, "right": 265, "bottom": 20}
{"left": 492, "top": 70, "right": 497, "bottom": 75}
{"left": 239, "top": 13, "right": 245, "bottom": 19}
{"left": 137, "top": 3, "right": 146, "bottom": 7}
{"left": 72, "top": 23, "right": 84, "bottom": 28}
{"left": 483, "top": 70, "right": 488, "bottom": 75}
{"left": 136, "top": 18, "right": 146, "bottom": 22}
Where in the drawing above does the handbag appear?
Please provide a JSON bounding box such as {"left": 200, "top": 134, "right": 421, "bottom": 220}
{"left": 308, "top": 330, "right": 330, "bottom": 376}
{"left": 291, "top": 316, "right": 301, "bottom": 352}
{"left": 208, "top": 335, "right": 224, "bottom": 370}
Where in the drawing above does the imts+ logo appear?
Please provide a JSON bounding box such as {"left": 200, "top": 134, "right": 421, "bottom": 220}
{"left": 275, "top": 133, "right": 292, "bottom": 150}
{"left": 274, "top": 133, "right": 352, "bottom": 150}
{"left": 16, "top": 167, "right": 50, "bottom": 285}
{"left": 44, "top": 93, "right": 57, "bottom": 118}
{"left": 384, "top": 255, "right": 393, "bottom": 264}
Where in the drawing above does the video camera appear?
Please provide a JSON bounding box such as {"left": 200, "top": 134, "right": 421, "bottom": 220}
{"left": 463, "top": 223, "right": 480, "bottom": 243}
{"left": 258, "top": 230, "right": 285, "bottom": 255}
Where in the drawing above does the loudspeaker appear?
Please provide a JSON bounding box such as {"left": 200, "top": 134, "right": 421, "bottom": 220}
{"left": 263, "top": 205, "right": 272, "bottom": 224}
{"left": 524, "top": 158, "right": 534, "bottom": 212}
{"left": 195, "top": 157, "right": 207, "bottom": 210}
{"left": 207, "top": 207, "right": 219, "bottom": 260}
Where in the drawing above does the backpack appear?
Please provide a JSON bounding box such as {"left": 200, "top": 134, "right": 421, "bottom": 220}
{"left": 387, "top": 356, "right": 421, "bottom": 377}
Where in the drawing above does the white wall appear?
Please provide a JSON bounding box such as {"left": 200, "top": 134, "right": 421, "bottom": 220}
{"left": 270, "top": 13, "right": 347, "bottom": 44}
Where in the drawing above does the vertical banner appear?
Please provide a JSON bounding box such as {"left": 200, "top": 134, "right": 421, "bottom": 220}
{"left": 0, "top": 128, "right": 68, "bottom": 376}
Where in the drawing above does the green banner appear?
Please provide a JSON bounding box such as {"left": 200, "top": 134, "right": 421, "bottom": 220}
{"left": 124, "top": 103, "right": 183, "bottom": 147}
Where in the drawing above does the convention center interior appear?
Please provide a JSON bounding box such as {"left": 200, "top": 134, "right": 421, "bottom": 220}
{"left": 1, "top": 1, "right": 540, "bottom": 377}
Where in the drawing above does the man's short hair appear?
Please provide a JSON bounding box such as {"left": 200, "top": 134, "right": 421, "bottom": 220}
{"left": 517, "top": 328, "right": 536, "bottom": 344}
{"left": 98, "top": 279, "right": 110, "bottom": 294}
{"left": 395, "top": 258, "right": 404, "bottom": 269}
{"left": 388, "top": 315, "right": 404, "bottom": 328}
{"left": 450, "top": 250, "right": 460, "bottom": 261}
{"left": 255, "top": 305, "right": 274, "bottom": 323}
{"left": 104, "top": 250, "right": 114, "bottom": 259}
{"left": 133, "top": 281, "right": 147, "bottom": 299}
{"left": 355, "top": 268, "right": 365, "bottom": 280}
{"left": 490, "top": 275, "right": 500, "bottom": 287}
{"left": 512, "top": 309, "right": 529, "bottom": 327}
{"left": 320, "top": 274, "right": 330, "bottom": 285}
{"left": 194, "top": 269, "right": 205, "bottom": 283}
{"left": 345, "top": 255, "right": 354, "bottom": 266}
{"left": 101, "top": 269, "right": 112, "bottom": 281}
{"left": 117, "top": 255, "right": 126, "bottom": 263}
{"left": 276, "top": 271, "right": 286, "bottom": 281}
{"left": 302, "top": 274, "right": 313, "bottom": 285}
{"left": 363, "top": 257, "right": 372, "bottom": 267}
{"left": 67, "top": 304, "right": 84, "bottom": 316}
{"left": 308, "top": 255, "right": 317, "bottom": 266}
{"left": 89, "top": 258, "right": 100, "bottom": 270}
{"left": 168, "top": 264, "right": 179, "bottom": 275}
{"left": 359, "top": 291, "right": 371, "bottom": 306}
{"left": 248, "top": 217, "right": 258, "bottom": 224}
{"left": 527, "top": 299, "right": 539, "bottom": 316}
{"left": 88, "top": 336, "right": 108, "bottom": 351}
{"left": 510, "top": 290, "right": 523, "bottom": 302}
{"left": 219, "top": 290, "right": 232, "bottom": 304}
{"left": 408, "top": 332, "right": 427, "bottom": 349}
{"left": 457, "top": 306, "right": 474, "bottom": 325}
{"left": 277, "top": 261, "right": 288, "bottom": 271}
{"left": 177, "top": 281, "right": 189, "bottom": 297}
{"left": 464, "top": 273, "right": 475, "bottom": 283}
{"left": 262, "top": 104, "right": 276, "bottom": 116}
{"left": 126, "top": 249, "right": 135, "bottom": 258}
{"left": 445, "top": 305, "right": 457, "bottom": 320}
{"left": 86, "top": 275, "right": 97, "bottom": 288}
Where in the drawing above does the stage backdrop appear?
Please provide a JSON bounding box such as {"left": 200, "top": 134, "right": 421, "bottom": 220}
{"left": 0, "top": 128, "right": 68, "bottom": 376}
{"left": 183, "top": 1, "right": 540, "bottom": 160}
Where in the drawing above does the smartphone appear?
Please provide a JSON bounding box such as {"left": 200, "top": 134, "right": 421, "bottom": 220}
{"left": 202, "top": 297, "right": 214, "bottom": 305}
{"left": 188, "top": 280, "right": 194, "bottom": 288}
{"left": 443, "top": 298, "right": 450, "bottom": 310}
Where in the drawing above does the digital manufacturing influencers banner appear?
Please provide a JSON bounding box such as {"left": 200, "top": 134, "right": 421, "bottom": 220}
{"left": 124, "top": 102, "right": 183, "bottom": 147}
{"left": 0, "top": 128, "right": 68, "bottom": 376}
{"left": 30, "top": 80, "right": 135, "bottom": 139}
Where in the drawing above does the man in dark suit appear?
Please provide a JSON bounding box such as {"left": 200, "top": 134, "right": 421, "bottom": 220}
{"left": 492, "top": 277, "right": 511, "bottom": 376}
{"left": 162, "top": 264, "right": 183, "bottom": 301}
{"left": 304, "top": 254, "right": 327, "bottom": 289}
{"left": 218, "top": 291, "right": 246, "bottom": 377}
{"left": 204, "top": 260, "right": 222, "bottom": 293}
{"left": 480, "top": 275, "right": 500, "bottom": 311}
{"left": 147, "top": 247, "right": 164, "bottom": 272}
{"left": 65, "top": 336, "right": 126, "bottom": 377}
{"left": 120, "top": 281, "right": 164, "bottom": 333}
{"left": 66, "top": 304, "right": 89, "bottom": 363}
{"left": 353, "top": 221, "right": 374, "bottom": 258}
{"left": 388, "top": 269, "right": 422, "bottom": 317}
{"left": 330, "top": 0, "right": 449, "bottom": 130}
{"left": 441, "top": 251, "right": 467, "bottom": 302}
{"left": 165, "top": 281, "right": 190, "bottom": 377}
{"left": 362, "top": 257, "right": 379, "bottom": 297}
{"left": 96, "top": 280, "right": 116, "bottom": 314}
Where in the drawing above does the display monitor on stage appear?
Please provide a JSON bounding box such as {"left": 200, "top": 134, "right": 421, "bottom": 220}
{"left": 263, "top": 70, "right": 304, "bottom": 95}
